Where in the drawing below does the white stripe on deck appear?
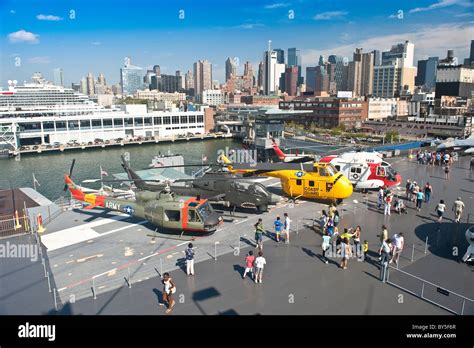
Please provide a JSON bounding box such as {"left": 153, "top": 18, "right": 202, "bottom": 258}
{"left": 41, "top": 214, "right": 131, "bottom": 251}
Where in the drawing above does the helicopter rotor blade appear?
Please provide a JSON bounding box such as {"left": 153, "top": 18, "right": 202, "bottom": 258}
{"left": 64, "top": 159, "right": 76, "bottom": 191}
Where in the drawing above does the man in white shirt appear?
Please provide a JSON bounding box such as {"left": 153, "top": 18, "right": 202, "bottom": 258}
{"left": 254, "top": 251, "right": 267, "bottom": 284}
{"left": 390, "top": 233, "right": 404, "bottom": 265}
{"left": 283, "top": 213, "right": 291, "bottom": 244}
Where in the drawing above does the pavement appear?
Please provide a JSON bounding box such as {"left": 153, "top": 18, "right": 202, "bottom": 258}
{"left": 0, "top": 155, "right": 473, "bottom": 315}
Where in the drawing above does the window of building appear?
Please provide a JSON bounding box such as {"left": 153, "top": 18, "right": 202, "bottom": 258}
{"left": 91, "top": 119, "right": 102, "bottom": 128}
{"left": 125, "top": 118, "right": 133, "bottom": 126}
{"left": 114, "top": 118, "right": 123, "bottom": 126}
{"left": 43, "top": 121, "right": 54, "bottom": 130}
{"left": 163, "top": 116, "right": 171, "bottom": 125}
{"left": 189, "top": 115, "right": 196, "bottom": 123}
{"left": 103, "top": 119, "right": 112, "bottom": 128}
{"left": 55, "top": 121, "right": 67, "bottom": 130}
{"left": 180, "top": 116, "right": 188, "bottom": 124}
{"left": 153, "top": 117, "right": 162, "bottom": 125}
{"left": 80, "top": 120, "right": 91, "bottom": 128}
{"left": 144, "top": 117, "right": 152, "bottom": 126}
{"left": 197, "top": 115, "right": 203, "bottom": 123}
{"left": 134, "top": 118, "right": 143, "bottom": 126}
{"left": 172, "top": 116, "right": 179, "bottom": 124}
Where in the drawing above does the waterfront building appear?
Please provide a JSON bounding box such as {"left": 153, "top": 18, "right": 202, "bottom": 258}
{"left": 135, "top": 90, "right": 186, "bottom": 102}
{"left": 202, "top": 89, "right": 224, "bottom": 106}
{"left": 367, "top": 98, "right": 398, "bottom": 120}
{"left": 436, "top": 53, "right": 474, "bottom": 98}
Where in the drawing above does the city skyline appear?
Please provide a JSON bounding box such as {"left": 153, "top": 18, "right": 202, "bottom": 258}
{"left": 0, "top": 0, "right": 473, "bottom": 87}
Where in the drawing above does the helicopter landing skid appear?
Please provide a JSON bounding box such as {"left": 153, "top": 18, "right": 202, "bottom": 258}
{"left": 147, "top": 229, "right": 196, "bottom": 242}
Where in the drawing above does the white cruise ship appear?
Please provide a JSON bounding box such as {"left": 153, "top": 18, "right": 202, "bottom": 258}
{"left": 0, "top": 77, "right": 208, "bottom": 151}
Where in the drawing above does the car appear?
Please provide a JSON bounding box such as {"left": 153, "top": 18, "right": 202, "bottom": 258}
{"left": 94, "top": 138, "right": 103, "bottom": 144}
{"left": 104, "top": 140, "right": 110, "bottom": 144}
{"left": 115, "top": 138, "right": 124, "bottom": 142}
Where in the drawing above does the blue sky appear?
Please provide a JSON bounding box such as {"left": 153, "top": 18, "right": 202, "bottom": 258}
{"left": 0, "top": 0, "right": 472, "bottom": 87}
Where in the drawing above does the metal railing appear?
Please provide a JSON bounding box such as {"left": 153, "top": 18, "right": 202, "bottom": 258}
{"left": 386, "top": 266, "right": 474, "bottom": 315}
{"left": 0, "top": 215, "right": 31, "bottom": 239}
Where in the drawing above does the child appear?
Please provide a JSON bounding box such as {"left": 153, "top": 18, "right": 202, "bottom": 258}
{"left": 326, "top": 217, "right": 335, "bottom": 236}
{"left": 254, "top": 251, "right": 266, "bottom": 284}
{"left": 243, "top": 251, "right": 255, "bottom": 279}
{"left": 254, "top": 218, "right": 264, "bottom": 250}
{"left": 363, "top": 240, "right": 369, "bottom": 262}
{"left": 319, "top": 210, "right": 328, "bottom": 234}
{"left": 273, "top": 216, "right": 283, "bottom": 242}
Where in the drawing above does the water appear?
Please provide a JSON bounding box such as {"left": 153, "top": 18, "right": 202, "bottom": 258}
{"left": 0, "top": 138, "right": 240, "bottom": 201}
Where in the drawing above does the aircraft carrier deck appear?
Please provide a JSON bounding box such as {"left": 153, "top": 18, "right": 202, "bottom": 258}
{"left": 1, "top": 156, "right": 473, "bottom": 315}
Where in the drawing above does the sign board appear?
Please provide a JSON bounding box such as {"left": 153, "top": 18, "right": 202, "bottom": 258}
{"left": 337, "top": 91, "right": 353, "bottom": 98}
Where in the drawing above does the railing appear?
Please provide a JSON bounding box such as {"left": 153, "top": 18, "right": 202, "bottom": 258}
{"left": 386, "top": 266, "right": 474, "bottom": 315}
{"left": 0, "top": 215, "right": 31, "bottom": 239}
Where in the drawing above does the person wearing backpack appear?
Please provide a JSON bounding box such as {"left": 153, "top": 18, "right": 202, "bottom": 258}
{"left": 185, "top": 243, "right": 195, "bottom": 276}
{"left": 162, "top": 273, "right": 176, "bottom": 314}
{"left": 254, "top": 218, "right": 264, "bottom": 250}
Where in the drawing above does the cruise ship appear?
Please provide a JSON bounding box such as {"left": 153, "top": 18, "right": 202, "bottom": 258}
{"left": 0, "top": 75, "right": 210, "bottom": 152}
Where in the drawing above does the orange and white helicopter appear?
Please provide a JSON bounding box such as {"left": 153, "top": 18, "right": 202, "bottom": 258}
{"left": 271, "top": 141, "right": 401, "bottom": 190}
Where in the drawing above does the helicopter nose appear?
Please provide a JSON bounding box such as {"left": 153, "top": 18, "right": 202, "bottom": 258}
{"left": 335, "top": 175, "right": 353, "bottom": 199}
{"left": 270, "top": 194, "right": 282, "bottom": 205}
{"left": 204, "top": 212, "right": 222, "bottom": 231}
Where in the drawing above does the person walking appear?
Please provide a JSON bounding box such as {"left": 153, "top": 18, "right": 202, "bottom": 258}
{"left": 384, "top": 190, "right": 393, "bottom": 215}
{"left": 424, "top": 182, "right": 433, "bottom": 203}
{"left": 352, "top": 226, "right": 361, "bottom": 256}
{"left": 435, "top": 200, "right": 446, "bottom": 223}
{"left": 254, "top": 251, "right": 266, "bottom": 283}
{"left": 390, "top": 233, "right": 404, "bottom": 265}
{"left": 333, "top": 210, "right": 340, "bottom": 234}
{"left": 243, "top": 250, "right": 255, "bottom": 280}
{"left": 363, "top": 240, "right": 369, "bottom": 262}
{"left": 321, "top": 232, "right": 331, "bottom": 264}
{"left": 379, "top": 238, "right": 392, "bottom": 265}
{"left": 162, "top": 273, "right": 176, "bottom": 314}
{"left": 405, "top": 180, "right": 412, "bottom": 200}
{"left": 452, "top": 197, "right": 465, "bottom": 223}
{"left": 470, "top": 156, "right": 474, "bottom": 171}
{"left": 378, "top": 187, "right": 385, "bottom": 209}
{"left": 254, "top": 218, "right": 264, "bottom": 250}
{"left": 379, "top": 225, "right": 388, "bottom": 244}
{"left": 185, "top": 243, "right": 195, "bottom": 276}
{"left": 444, "top": 164, "right": 450, "bottom": 180}
{"left": 273, "top": 216, "right": 283, "bottom": 242}
{"left": 319, "top": 210, "right": 328, "bottom": 234}
{"left": 283, "top": 213, "right": 290, "bottom": 244}
{"left": 339, "top": 238, "right": 352, "bottom": 270}
{"left": 415, "top": 190, "right": 424, "bottom": 212}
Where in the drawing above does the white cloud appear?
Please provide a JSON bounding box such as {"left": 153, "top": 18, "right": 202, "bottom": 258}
{"left": 8, "top": 30, "right": 40, "bottom": 44}
{"left": 300, "top": 23, "right": 473, "bottom": 66}
{"left": 313, "top": 11, "right": 348, "bottom": 20}
{"left": 409, "top": 0, "right": 472, "bottom": 13}
{"left": 92, "top": 41, "right": 101, "bottom": 46}
{"left": 28, "top": 56, "right": 51, "bottom": 64}
{"left": 264, "top": 3, "right": 290, "bottom": 9}
{"left": 236, "top": 23, "right": 264, "bottom": 29}
{"left": 10, "top": 10, "right": 16, "bottom": 14}
{"left": 388, "top": 14, "right": 397, "bottom": 19}
{"left": 454, "top": 12, "right": 474, "bottom": 17}
{"left": 36, "top": 14, "right": 63, "bottom": 21}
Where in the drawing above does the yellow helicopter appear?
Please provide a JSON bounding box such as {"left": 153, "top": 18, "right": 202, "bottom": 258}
{"left": 220, "top": 155, "right": 353, "bottom": 203}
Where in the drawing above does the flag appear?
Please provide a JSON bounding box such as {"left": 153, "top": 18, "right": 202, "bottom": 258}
{"left": 100, "top": 166, "right": 108, "bottom": 177}
{"left": 33, "top": 173, "right": 40, "bottom": 187}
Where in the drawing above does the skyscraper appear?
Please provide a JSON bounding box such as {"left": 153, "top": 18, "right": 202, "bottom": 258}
{"left": 347, "top": 48, "right": 374, "bottom": 96}
{"left": 469, "top": 40, "right": 474, "bottom": 66}
{"left": 288, "top": 48, "right": 303, "bottom": 86}
{"left": 120, "top": 58, "right": 144, "bottom": 95}
{"left": 328, "top": 55, "right": 345, "bottom": 91}
{"left": 263, "top": 49, "right": 277, "bottom": 95}
{"left": 185, "top": 70, "right": 194, "bottom": 90}
{"left": 274, "top": 49, "right": 285, "bottom": 64}
{"left": 372, "top": 50, "right": 381, "bottom": 66}
{"left": 374, "top": 41, "right": 416, "bottom": 97}
{"left": 225, "top": 57, "right": 237, "bottom": 82}
{"left": 258, "top": 61, "right": 264, "bottom": 91}
{"left": 86, "top": 73, "right": 95, "bottom": 96}
{"left": 176, "top": 70, "right": 185, "bottom": 89}
{"left": 53, "top": 68, "right": 64, "bottom": 87}
{"left": 80, "top": 77, "right": 87, "bottom": 95}
{"left": 193, "top": 60, "right": 212, "bottom": 98}
{"left": 284, "top": 66, "right": 299, "bottom": 96}
{"left": 153, "top": 65, "right": 161, "bottom": 76}
{"left": 305, "top": 67, "right": 317, "bottom": 92}
{"left": 415, "top": 57, "right": 439, "bottom": 90}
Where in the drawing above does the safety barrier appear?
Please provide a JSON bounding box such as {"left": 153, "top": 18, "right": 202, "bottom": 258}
{"left": 386, "top": 266, "right": 474, "bottom": 315}
{"left": 0, "top": 212, "right": 31, "bottom": 239}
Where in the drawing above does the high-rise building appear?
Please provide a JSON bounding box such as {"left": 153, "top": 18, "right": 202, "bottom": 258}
{"left": 372, "top": 50, "right": 381, "bottom": 66}
{"left": 284, "top": 66, "right": 299, "bottom": 96}
{"left": 373, "top": 41, "right": 416, "bottom": 97}
{"left": 288, "top": 47, "right": 303, "bottom": 86}
{"left": 53, "top": 68, "right": 64, "bottom": 87}
{"left": 71, "top": 83, "right": 80, "bottom": 92}
{"left": 263, "top": 46, "right": 286, "bottom": 95}
{"left": 415, "top": 57, "right": 439, "bottom": 90}
{"left": 347, "top": 48, "right": 374, "bottom": 96}
{"left": 328, "top": 55, "right": 345, "bottom": 91}
{"left": 274, "top": 49, "right": 285, "bottom": 64}
{"left": 258, "top": 61, "right": 264, "bottom": 91}
{"left": 305, "top": 67, "right": 317, "bottom": 92}
{"left": 185, "top": 70, "right": 194, "bottom": 90}
{"left": 153, "top": 65, "right": 161, "bottom": 76}
{"left": 193, "top": 60, "right": 212, "bottom": 99}
{"left": 97, "top": 73, "right": 106, "bottom": 86}
{"left": 225, "top": 57, "right": 237, "bottom": 82}
{"left": 120, "top": 58, "right": 144, "bottom": 95}
{"left": 469, "top": 40, "right": 474, "bottom": 66}
{"left": 150, "top": 74, "right": 182, "bottom": 93}
{"left": 86, "top": 73, "right": 95, "bottom": 96}
{"left": 80, "top": 77, "right": 87, "bottom": 95}
{"left": 244, "top": 61, "right": 254, "bottom": 80}
{"left": 176, "top": 70, "right": 185, "bottom": 89}
{"left": 436, "top": 50, "right": 474, "bottom": 98}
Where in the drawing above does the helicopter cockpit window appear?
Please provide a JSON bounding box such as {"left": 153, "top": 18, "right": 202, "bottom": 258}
{"left": 197, "top": 202, "right": 212, "bottom": 221}
{"left": 165, "top": 210, "right": 180, "bottom": 222}
{"left": 386, "top": 166, "right": 397, "bottom": 180}
{"left": 326, "top": 164, "right": 338, "bottom": 176}
{"left": 233, "top": 181, "right": 251, "bottom": 192}
{"left": 376, "top": 166, "right": 386, "bottom": 177}
{"left": 252, "top": 184, "right": 267, "bottom": 196}
{"left": 318, "top": 167, "right": 329, "bottom": 176}
{"left": 188, "top": 209, "right": 200, "bottom": 222}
